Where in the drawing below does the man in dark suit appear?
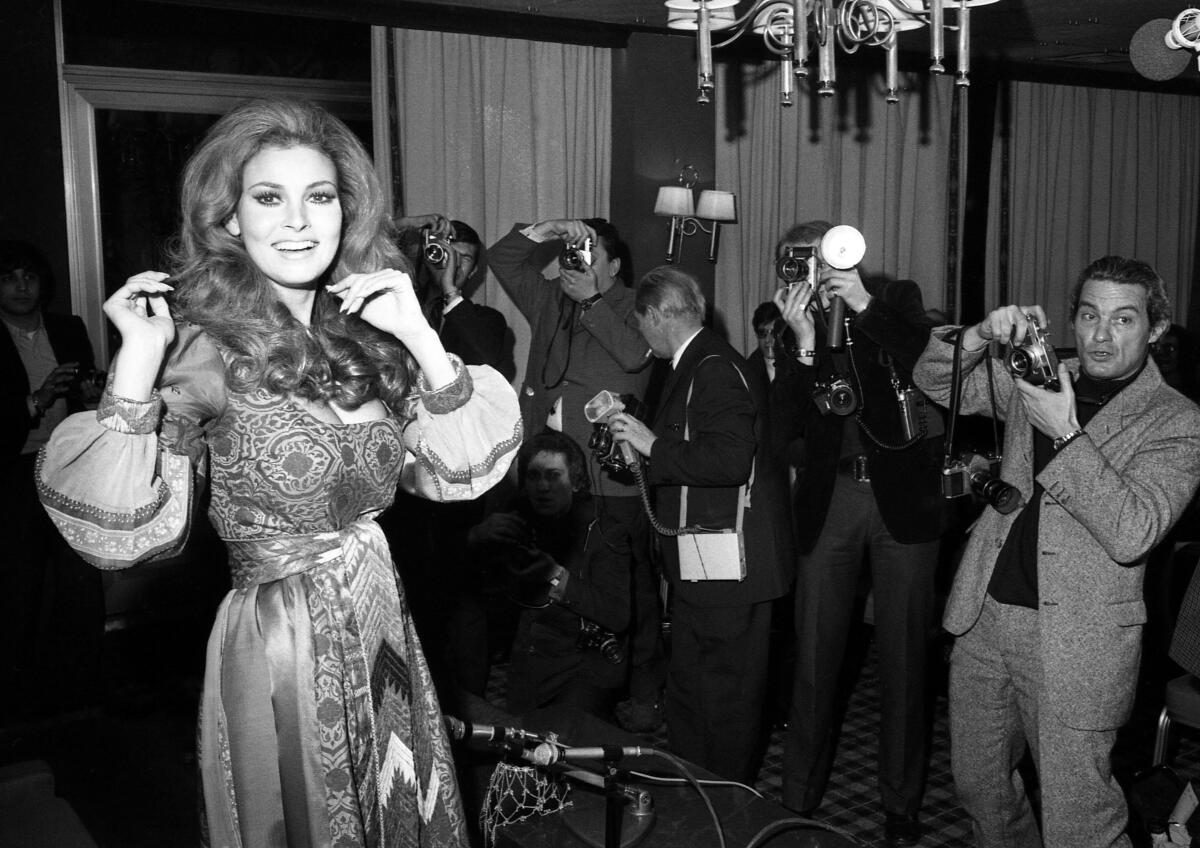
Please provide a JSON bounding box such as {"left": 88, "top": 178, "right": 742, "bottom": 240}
{"left": 396, "top": 214, "right": 513, "bottom": 379}
{"left": 771, "top": 221, "right": 943, "bottom": 844}
{"left": 0, "top": 239, "right": 103, "bottom": 721}
{"left": 610, "top": 265, "right": 793, "bottom": 783}
{"left": 384, "top": 215, "right": 515, "bottom": 703}
{"left": 915, "top": 256, "right": 1200, "bottom": 847}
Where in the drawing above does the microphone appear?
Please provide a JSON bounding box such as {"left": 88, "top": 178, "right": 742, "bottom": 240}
{"left": 529, "top": 741, "right": 650, "bottom": 766}
{"left": 444, "top": 716, "right": 540, "bottom": 753}
{"left": 1129, "top": 18, "right": 1192, "bottom": 81}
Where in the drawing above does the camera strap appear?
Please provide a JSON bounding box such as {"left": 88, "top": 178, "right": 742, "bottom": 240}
{"left": 942, "top": 328, "right": 1003, "bottom": 466}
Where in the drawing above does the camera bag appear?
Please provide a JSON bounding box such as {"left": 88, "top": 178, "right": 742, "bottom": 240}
{"left": 676, "top": 356, "right": 750, "bottom": 582}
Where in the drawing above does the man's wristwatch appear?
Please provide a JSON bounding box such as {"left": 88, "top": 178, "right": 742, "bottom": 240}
{"left": 30, "top": 392, "right": 44, "bottom": 418}
{"left": 579, "top": 292, "right": 603, "bottom": 311}
{"left": 1052, "top": 428, "right": 1086, "bottom": 451}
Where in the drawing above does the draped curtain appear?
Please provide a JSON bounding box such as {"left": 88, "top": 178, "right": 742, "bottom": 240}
{"left": 387, "top": 28, "right": 612, "bottom": 387}
{"left": 985, "top": 81, "right": 1200, "bottom": 334}
{"left": 713, "top": 63, "right": 956, "bottom": 355}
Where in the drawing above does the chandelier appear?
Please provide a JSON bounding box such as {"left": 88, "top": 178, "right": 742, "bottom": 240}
{"left": 665, "top": 0, "right": 1001, "bottom": 106}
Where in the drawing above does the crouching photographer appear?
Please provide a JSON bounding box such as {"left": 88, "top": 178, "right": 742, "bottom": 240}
{"left": 467, "top": 430, "right": 633, "bottom": 723}
{"left": 912, "top": 256, "right": 1200, "bottom": 847}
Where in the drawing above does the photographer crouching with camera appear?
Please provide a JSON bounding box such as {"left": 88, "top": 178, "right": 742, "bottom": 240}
{"left": 489, "top": 218, "right": 666, "bottom": 731}
{"left": 467, "top": 430, "right": 632, "bottom": 721}
{"left": 913, "top": 256, "right": 1200, "bottom": 847}
{"left": 771, "top": 221, "right": 944, "bottom": 845}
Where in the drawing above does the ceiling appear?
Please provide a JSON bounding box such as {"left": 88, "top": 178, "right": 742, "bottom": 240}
{"left": 160, "top": 0, "right": 1200, "bottom": 87}
{"left": 393, "top": 0, "right": 1200, "bottom": 86}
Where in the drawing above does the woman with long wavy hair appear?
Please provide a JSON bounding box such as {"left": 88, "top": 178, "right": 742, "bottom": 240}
{"left": 38, "top": 98, "right": 521, "bottom": 847}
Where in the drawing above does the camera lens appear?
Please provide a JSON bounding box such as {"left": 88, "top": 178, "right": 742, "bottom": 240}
{"left": 559, "top": 248, "right": 583, "bottom": 271}
{"left": 775, "top": 256, "right": 807, "bottom": 284}
{"left": 1006, "top": 348, "right": 1032, "bottom": 377}
{"left": 971, "top": 472, "right": 1021, "bottom": 515}
{"left": 829, "top": 383, "right": 858, "bottom": 416}
{"left": 424, "top": 242, "right": 448, "bottom": 267}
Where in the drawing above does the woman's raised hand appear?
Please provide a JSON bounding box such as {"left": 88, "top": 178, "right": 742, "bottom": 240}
{"left": 104, "top": 272, "right": 176, "bottom": 351}
{"left": 328, "top": 269, "right": 432, "bottom": 346}
{"left": 104, "top": 272, "right": 175, "bottom": 402}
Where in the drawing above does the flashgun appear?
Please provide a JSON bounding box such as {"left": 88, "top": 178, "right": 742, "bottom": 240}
{"left": 820, "top": 225, "right": 866, "bottom": 270}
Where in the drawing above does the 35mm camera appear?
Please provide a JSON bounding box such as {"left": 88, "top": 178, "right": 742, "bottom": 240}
{"left": 942, "top": 452, "right": 1021, "bottom": 514}
{"left": 559, "top": 237, "right": 594, "bottom": 272}
{"left": 813, "top": 378, "right": 858, "bottom": 416}
{"left": 776, "top": 245, "right": 816, "bottom": 287}
{"left": 422, "top": 230, "right": 452, "bottom": 269}
{"left": 1005, "top": 314, "right": 1061, "bottom": 391}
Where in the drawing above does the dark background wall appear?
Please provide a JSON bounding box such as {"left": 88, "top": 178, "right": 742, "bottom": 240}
{"left": 3, "top": 3, "right": 70, "bottom": 312}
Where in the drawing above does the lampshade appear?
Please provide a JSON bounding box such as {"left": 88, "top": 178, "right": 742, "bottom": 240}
{"left": 696, "top": 190, "right": 736, "bottom": 222}
{"left": 654, "top": 186, "right": 696, "bottom": 217}
{"left": 667, "top": 6, "right": 738, "bottom": 30}
{"left": 894, "top": 0, "right": 1000, "bottom": 8}
{"left": 874, "top": 0, "right": 926, "bottom": 31}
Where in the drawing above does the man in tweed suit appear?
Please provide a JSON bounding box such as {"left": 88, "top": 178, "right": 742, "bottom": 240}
{"left": 913, "top": 256, "right": 1200, "bottom": 847}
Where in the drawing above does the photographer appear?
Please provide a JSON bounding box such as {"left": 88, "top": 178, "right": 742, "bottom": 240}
{"left": 610, "top": 266, "right": 792, "bottom": 783}
{"left": 384, "top": 215, "right": 514, "bottom": 702}
{"left": 489, "top": 218, "right": 665, "bottom": 730}
{"left": 913, "top": 256, "right": 1200, "bottom": 846}
{"left": 468, "top": 430, "right": 632, "bottom": 721}
{"left": 0, "top": 239, "right": 104, "bottom": 721}
{"left": 771, "top": 221, "right": 942, "bottom": 844}
{"left": 395, "top": 214, "right": 512, "bottom": 377}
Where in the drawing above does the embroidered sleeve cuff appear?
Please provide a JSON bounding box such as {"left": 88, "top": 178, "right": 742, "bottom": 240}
{"left": 97, "top": 390, "right": 164, "bottom": 435}
{"left": 417, "top": 353, "right": 474, "bottom": 415}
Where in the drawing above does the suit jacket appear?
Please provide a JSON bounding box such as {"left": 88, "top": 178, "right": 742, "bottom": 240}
{"left": 488, "top": 226, "right": 652, "bottom": 497}
{"left": 647, "top": 327, "right": 794, "bottom": 608}
{"left": 915, "top": 333, "right": 1200, "bottom": 729}
{"left": 772, "top": 278, "right": 943, "bottom": 551}
{"left": 1, "top": 312, "right": 95, "bottom": 463}
{"left": 439, "top": 299, "right": 514, "bottom": 381}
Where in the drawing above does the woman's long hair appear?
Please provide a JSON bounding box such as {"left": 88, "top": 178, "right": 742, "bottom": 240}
{"left": 168, "top": 98, "right": 415, "bottom": 410}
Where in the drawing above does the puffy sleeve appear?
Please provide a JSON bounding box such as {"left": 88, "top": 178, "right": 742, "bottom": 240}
{"left": 399, "top": 355, "right": 522, "bottom": 502}
{"left": 37, "top": 325, "right": 226, "bottom": 569}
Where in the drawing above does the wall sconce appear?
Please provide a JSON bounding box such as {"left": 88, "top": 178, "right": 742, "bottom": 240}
{"left": 653, "top": 166, "right": 738, "bottom": 263}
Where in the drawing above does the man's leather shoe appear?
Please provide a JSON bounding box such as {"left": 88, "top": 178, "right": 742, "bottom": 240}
{"left": 884, "top": 812, "right": 921, "bottom": 847}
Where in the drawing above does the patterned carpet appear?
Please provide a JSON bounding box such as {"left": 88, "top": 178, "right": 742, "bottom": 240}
{"left": 487, "top": 631, "right": 1200, "bottom": 848}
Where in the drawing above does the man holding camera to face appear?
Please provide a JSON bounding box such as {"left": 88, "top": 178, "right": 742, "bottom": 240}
{"left": 489, "top": 218, "right": 664, "bottom": 727}
{"left": 771, "top": 221, "right": 943, "bottom": 844}
{"left": 913, "top": 257, "right": 1200, "bottom": 847}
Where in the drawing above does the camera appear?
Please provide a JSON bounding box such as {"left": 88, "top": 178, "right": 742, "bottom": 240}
{"left": 584, "top": 390, "right": 645, "bottom": 471}
{"left": 422, "top": 229, "right": 452, "bottom": 269}
{"left": 1005, "top": 314, "right": 1061, "bottom": 391}
{"left": 941, "top": 452, "right": 1021, "bottom": 515}
{"left": 71, "top": 368, "right": 107, "bottom": 393}
{"left": 776, "top": 245, "right": 816, "bottom": 287}
{"left": 559, "top": 237, "right": 593, "bottom": 272}
{"left": 578, "top": 620, "right": 624, "bottom": 665}
{"left": 812, "top": 378, "right": 858, "bottom": 416}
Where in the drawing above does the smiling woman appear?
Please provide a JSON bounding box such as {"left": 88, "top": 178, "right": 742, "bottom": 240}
{"left": 35, "top": 98, "right": 522, "bottom": 848}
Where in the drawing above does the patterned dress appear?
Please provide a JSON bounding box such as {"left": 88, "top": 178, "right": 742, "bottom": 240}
{"left": 37, "top": 324, "right": 522, "bottom": 848}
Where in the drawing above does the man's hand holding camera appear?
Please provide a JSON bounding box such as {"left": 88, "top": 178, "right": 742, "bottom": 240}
{"left": 528, "top": 219, "right": 601, "bottom": 304}
{"left": 822, "top": 266, "right": 871, "bottom": 314}
{"left": 966, "top": 303, "right": 1080, "bottom": 443}
{"left": 609, "top": 413, "right": 657, "bottom": 459}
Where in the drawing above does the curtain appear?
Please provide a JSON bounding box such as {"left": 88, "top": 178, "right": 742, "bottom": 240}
{"left": 389, "top": 28, "right": 612, "bottom": 387}
{"left": 713, "top": 63, "right": 956, "bottom": 355}
{"left": 984, "top": 81, "right": 1200, "bottom": 334}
